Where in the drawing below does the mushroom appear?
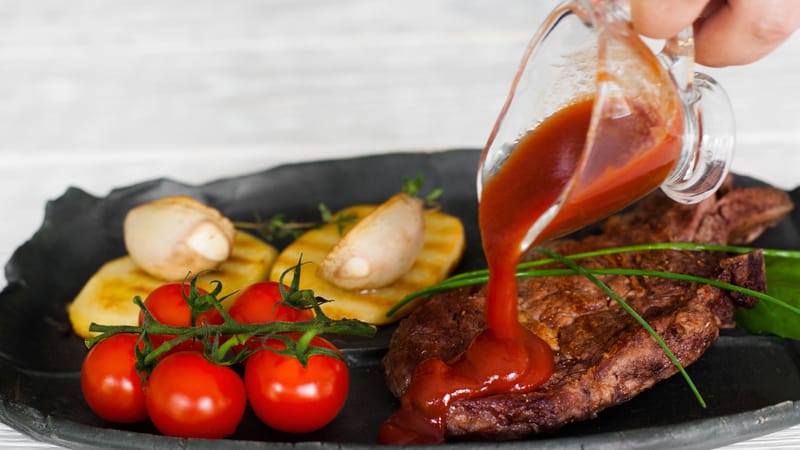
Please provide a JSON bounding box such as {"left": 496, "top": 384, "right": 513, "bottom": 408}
{"left": 318, "top": 193, "right": 425, "bottom": 290}
{"left": 123, "top": 196, "right": 236, "bottom": 281}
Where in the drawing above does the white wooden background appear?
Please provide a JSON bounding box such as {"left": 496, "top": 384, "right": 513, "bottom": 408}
{"left": 0, "top": 1, "right": 798, "bottom": 448}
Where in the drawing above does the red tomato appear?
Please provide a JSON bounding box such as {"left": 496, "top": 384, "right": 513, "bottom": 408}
{"left": 244, "top": 334, "right": 349, "bottom": 433}
{"left": 80, "top": 333, "right": 147, "bottom": 423}
{"left": 145, "top": 351, "right": 246, "bottom": 439}
{"left": 138, "top": 283, "right": 223, "bottom": 352}
{"left": 229, "top": 281, "right": 314, "bottom": 324}
{"left": 138, "top": 282, "right": 222, "bottom": 327}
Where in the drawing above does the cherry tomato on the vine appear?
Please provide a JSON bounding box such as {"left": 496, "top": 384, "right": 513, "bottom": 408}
{"left": 138, "top": 283, "right": 223, "bottom": 352}
{"left": 244, "top": 334, "right": 349, "bottom": 433}
{"left": 80, "top": 333, "right": 148, "bottom": 424}
{"left": 229, "top": 281, "right": 314, "bottom": 324}
{"left": 145, "top": 351, "right": 246, "bottom": 439}
{"left": 228, "top": 282, "right": 315, "bottom": 357}
{"left": 138, "top": 282, "right": 222, "bottom": 327}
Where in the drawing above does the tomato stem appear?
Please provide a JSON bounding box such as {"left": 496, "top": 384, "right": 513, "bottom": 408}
{"left": 85, "top": 259, "right": 376, "bottom": 373}
{"left": 88, "top": 317, "right": 373, "bottom": 346}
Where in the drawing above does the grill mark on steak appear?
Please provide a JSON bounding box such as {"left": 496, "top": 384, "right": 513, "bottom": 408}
{"left": 382, "top": 180, "right": 793, "bottom": 441}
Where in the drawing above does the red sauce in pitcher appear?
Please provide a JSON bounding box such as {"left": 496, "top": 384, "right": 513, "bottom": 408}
{"left": 378, "top": 97, "right": 682, "bottom": 444}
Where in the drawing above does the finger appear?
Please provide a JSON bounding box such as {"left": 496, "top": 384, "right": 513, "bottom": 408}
{"left": 694, "top": 0, "right": 800, "bottom": 66}
{"left": 630, "top": 0, "right": 710, "bottom": 39}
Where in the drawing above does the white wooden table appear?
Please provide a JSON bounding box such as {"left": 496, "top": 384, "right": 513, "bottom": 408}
{"left": 1, "top": 1, "right": 799, "bottom": 448}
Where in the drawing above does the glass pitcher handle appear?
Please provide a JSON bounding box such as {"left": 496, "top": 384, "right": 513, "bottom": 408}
{"left": 658, "top": 28, "right": 736, "bottom": 204}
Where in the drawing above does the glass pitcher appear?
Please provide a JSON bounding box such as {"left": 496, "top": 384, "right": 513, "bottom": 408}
{"left": 477, "top": 0, "right": 735, "bottom": 251}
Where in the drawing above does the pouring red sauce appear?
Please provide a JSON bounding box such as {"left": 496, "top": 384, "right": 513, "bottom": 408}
{"left": 378, "top": 97, "right": 682, "bottom": 444}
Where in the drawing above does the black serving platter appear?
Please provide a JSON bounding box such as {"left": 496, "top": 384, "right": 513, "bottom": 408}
{"left": 2, "top": 149, "right": 800, "bottom": 450}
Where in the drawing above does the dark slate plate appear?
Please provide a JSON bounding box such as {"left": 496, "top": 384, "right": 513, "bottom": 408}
{"left": 2, "top": 149, "right": 800, "bottom": 450}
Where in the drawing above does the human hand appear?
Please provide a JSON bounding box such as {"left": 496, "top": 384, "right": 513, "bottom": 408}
{"left": 630, "top": 0, "right": 800, "bottom": 67}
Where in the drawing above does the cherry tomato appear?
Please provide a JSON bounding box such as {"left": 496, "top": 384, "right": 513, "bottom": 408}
{"left": 80, "top": 333, "right": 148, "bottom": 423}
{"left": 229, "top": 281, "right": 314, "bottom": 324}
{"left": 227, "top": 282, "right": 315, "bottom": 357}
{"left": 145, "top": 351, "right": 246, "bottom": 439}
{"left": 138, "top": 283, "right": 223, "bottom": 352}
{"left": 138, "top": 282, "right": 222, "bottom": 327}
{"left": 244, "top": 334, "right": 349, "bottom": 433}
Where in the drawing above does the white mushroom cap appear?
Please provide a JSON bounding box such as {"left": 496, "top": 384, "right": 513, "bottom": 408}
{"left": 123, "top": 196, "right": 236, "bottom": 281}
{"left": 318, "top": 193, "right": 425, "bottom": 290}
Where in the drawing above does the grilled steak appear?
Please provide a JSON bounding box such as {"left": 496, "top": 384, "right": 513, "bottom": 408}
{"left": 382, "top": 179, "right": 794, "bottom": 441}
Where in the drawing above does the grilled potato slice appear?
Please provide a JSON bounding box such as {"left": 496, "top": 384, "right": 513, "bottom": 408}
{"left": 269, "top": 205, "right": 465, "bottom": 324}
{"left": 68, "top": 231, "right": 277, "bottom": 338}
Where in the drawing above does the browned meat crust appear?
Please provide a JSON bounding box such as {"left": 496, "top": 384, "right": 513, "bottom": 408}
{"left": 382, "top": 180, "right": 794, "bottom": 441}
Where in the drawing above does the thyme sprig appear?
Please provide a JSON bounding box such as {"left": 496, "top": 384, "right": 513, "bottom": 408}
{"left": 85, "top": 258, "right": 376, "bottom": 373}
{"left": 234, "top": 203, "right": 356, "bottom": 242}
{"left": 234, "top": 174, "right": 443, "bottom": 242}
{"left": 403, "top": 174, "right": 443, "bottom": 210}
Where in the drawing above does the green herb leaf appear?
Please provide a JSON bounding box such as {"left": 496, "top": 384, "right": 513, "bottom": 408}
{"left": 402, "top": 174, "right": 443, "bottom": 209}
{"left": 735, "top": 254, "right": 800, "bottom": 338}
{"left": 402, "top": 174, "right": 424, "bottom": 197}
